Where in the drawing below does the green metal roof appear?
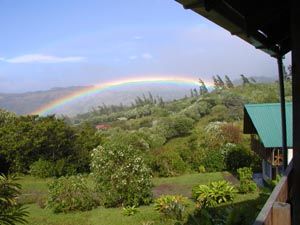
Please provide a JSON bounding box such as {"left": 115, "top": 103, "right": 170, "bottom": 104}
{"left": 244, "top": 103, "right": 292, "bottom": 148}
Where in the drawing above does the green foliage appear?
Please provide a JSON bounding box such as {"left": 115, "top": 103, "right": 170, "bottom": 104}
{"left": 91, "top": 143, "right": 153, "bottom": 207}
{"left": 198, "top": 165, "right": 206, "bottom": 173}
{"left": 154, "top": 195, "right": 188, "bottom": 221}
{"left": 237, "top": 167, "right": 252, "bottom": 180}
{"left": 237, "top": 167, "right": 257, "bottom": 193}
{"left": 0, "top": 174, "right": 28, "bottom": 225}
{"left": 202, "top": 149, "right": 225, "bottom": 172}
{"left": 238, "top": 180, "right": 257, "bottom": 194}
{"left": 30, "top": 159, "right": 76, "bottom": 178}
{"left": 150, "top": 148, "right": 187, "bottom": 177}
{"left": 47, "top": 175, "right": 98, "bottom": 213}
{"left": 30, "top": 159, "right": 54, "bottom": 178}
{"left": 265, "top": 175, "right": 282, "bottom": 189}
{"left": 192, "top": 181, "right": 236, "bottom": 208}
{"left": 225, "top": 145, "right": 253, "bottom": 172}
{"left": 72, "top": 122, "right": 102, "bottom": 173}
{"left": 158, "top": 115, "right": 194, "bottom": 140}
{"left": 122, "top": 205, "right": 139, "bottom": 216}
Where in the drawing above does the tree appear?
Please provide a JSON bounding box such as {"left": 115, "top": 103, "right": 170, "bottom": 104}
{"left": 286, "top": 65, "right": 292, "bottom": 81}
{"left": 249, "top": 77, "right": 257, "bottom": 83}
{"left": 216, "top": 75, "right": 225, "bottom": 88}
{"left": 213, "top": 75, "right": 225, "bottom": 89}
{"left": 0, "top": 114, "right": 77, "bottom": 173}
{"left": 0, "top": 174, "right": 28, "bottom": 225}
{"left": 72, "top": 122, "right": 102, "bottom": 173}
{"left": 240, "top": 74, "right": 250, "bottom": 85}
{"left": 193, "top": 88, "right": 199, "bottom": 97}
{"left": 224, "top": 75, "right": 234, "bottom": 88}
{"left": 190, "top": 89, "right": 194, "bottom": 97}
{"left": 199, "top": 78, "right": 208, "bottom": 94}
{"left": 212, "top": 76, "right": 219, "bottom": 88}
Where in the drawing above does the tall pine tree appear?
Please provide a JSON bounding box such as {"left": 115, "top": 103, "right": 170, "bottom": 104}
{"left": 224, "top": 75, "right": 234, "bottom": 88}
{"left": 199, "top": 78, "right": 208, "bottom": 94}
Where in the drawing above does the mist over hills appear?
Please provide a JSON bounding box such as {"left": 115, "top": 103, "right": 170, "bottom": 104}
{"left": 0, "top": 76, "right": 276, "bottom": 116}
{"left": 0, "top": 84, "right": 195, "bottom": 116}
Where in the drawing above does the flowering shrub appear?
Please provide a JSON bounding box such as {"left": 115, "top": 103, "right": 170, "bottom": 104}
{"left": 154, "top": 195, "right": 188, "bottom": 221}
{"left": 47, "top": 175, "right": 98, "bottom": 213}
{"left": 91, "top": 143, "right": 153, "bottom": 207}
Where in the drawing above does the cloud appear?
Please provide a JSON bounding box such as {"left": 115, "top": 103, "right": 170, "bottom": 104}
{"left": 141, "top": 53, "right": 152, "bottom": 59}
{"left": 0, "top": 54, "right": 84, "bottom": 63}
{"left": 129, "top": 55, "right": 138, "bottom": 60}
{"left": 133, "top": 36, "right": 142, "bottom": 40}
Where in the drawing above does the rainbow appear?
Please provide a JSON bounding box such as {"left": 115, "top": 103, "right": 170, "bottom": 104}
{"left": 31, "top": 75, "right": 213, "bottom": 115}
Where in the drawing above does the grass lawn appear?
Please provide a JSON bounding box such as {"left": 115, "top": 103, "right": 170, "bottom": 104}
{"left": 18, "top": 172, "right": 264, "bottom": 225}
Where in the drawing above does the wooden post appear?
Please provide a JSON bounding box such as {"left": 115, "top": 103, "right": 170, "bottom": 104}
{"left": 272, "top": 202, "right": 291, "bottom": 225}
{"left": 277, "top": 56, "right": 288, "bottom": 169}
{"left": 291, "top": 0, "right": 300, "bottom": 223}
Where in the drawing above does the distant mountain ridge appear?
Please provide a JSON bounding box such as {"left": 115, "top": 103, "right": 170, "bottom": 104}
{"left": 0, "top": 76, "right": 277, "bottom": 116}
{"left": 0, "top": 84, "right": 193, "bottom": 116}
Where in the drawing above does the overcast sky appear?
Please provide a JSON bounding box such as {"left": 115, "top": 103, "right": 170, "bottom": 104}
{"left": 0, "top": 0, "right": 291, "bottom": 93}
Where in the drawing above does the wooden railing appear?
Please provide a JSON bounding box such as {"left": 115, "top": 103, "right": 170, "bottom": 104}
{"left": 253, "top": 161, "right": 293, "bottom": 225}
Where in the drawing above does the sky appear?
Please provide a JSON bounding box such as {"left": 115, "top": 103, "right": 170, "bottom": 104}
{"left": 0, "top": 0, "right": 291, "bottom": 93}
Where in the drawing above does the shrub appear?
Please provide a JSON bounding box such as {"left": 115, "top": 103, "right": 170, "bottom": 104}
{"left": 154, "top": 195, "right": 188, "bottom": 221}
{"left": 91, "top": 143, "right": 153, "bottom": 207}
{"left": 192, "top": 181, "right": 236, "bottom": 208}
{"left": 237, "top": 167, "right": 252, "bottom": 180}
{"left": 220, "top": 123, "right": 241, "bottom": 144}
{"left": 30, "top": 159, "right": 76, "bottom": 178}
{"left": 47, "top": 175, "right": 98, "bottom": 213}
{"left": 122, "top": 205, "right": 139, "bottom": 216}
{"left": 0, "top": 174, "right": 28, "bottom": 225}
{"left": 225, "top": 145, "right": 253, "bottom": 172}
{"left": 202, "top": 149, "right": 225, "bottom": 172}
{"left": 30, "top": 159, "right": 54, "bottom": 178}
{"left": 265, "top": 175, "right": 281, "bottom": 189}
{"left": 238, "top": 180, "right": 257, "bottom": 193}
{"left": 237, "top": 167, "right": 257, "bottom": 193}
{"left": 198, "top": 165, "right": 206, "bottom": 173}
{"left": 150, "top": 148, "right": 187, "bottom": 177}
{"left": 54, "top": 159, "right": 76, "bottom": 177}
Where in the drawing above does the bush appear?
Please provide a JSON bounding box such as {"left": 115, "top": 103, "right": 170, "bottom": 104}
{"left": 122, "top": 205, "right": 139, "bottom": 216}
{"left": 237, "top": 167, "right": 252, "bottom": 180}
{"left": 238, "top": 180, "right": 257, "bottom": 193}
{"left": 30, "top": 159, "right": 76, "bottom": 178}
{"left": 91, "top": 143, "right": 153, "bottom": 207}
{"left": 47, "top": 175, "right": 98, "bottom": 213}
{"left": 202, "top": 149, "right": 225, "bottom": 172}
{"left": 0, "top": 174, "right": 28, "bottom": 225}
{"left": 192, "top": 181, "right": 236, "bottom": 208}
{"left": 154, "top": 195, "right": 188, "bottom": 221}
{"left": 54, "top": 159, "right": 76, "bottom": 177}
{"left": 225, "top": 145, "right": 253, "bottom": 172}
{"left": 30, "top": 159, "right": 54, "bottom": 178}
{"left": 150, "top": 148, "right": 187, "bottom": 177}
{"left": 237, "top": 167, "right": 257, "bottom": 193}
{"left": 198, "top": 165, "right": 206, "bottom": 173}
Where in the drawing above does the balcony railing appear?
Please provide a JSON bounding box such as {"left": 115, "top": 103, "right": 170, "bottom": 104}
{"left": 253, "top": 161, "right": 293, "bottom": 225}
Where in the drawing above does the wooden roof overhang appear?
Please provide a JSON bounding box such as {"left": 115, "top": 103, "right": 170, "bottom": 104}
{"left": 175, "top": 0, "right": 291, "bottom": 57}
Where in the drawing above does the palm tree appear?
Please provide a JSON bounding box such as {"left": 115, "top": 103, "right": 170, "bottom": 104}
{"left": 0, "top": 174, "right": 28, "bottom": 225}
